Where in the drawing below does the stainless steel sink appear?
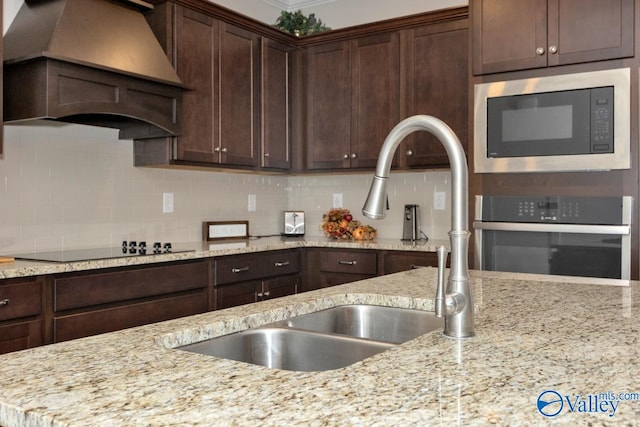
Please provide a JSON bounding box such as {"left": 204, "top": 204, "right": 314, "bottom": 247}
{"left": 272, "top": 304, "right": 443, "bottom": 344}
{"left": 177, "top": 327, "right": 393, "bottom": 372}
{"left": 176, "top": 305, "right": 440, "bottom": 371}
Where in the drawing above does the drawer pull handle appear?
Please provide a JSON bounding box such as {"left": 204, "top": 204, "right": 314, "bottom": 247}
{"left": 231, "top": 266, "right": 250, "bottom": 273}
{"left": 338, "top": 260, "right": 357, "bottom": 266}
{"left": 0, "top": 298, "right": 9, "bottom": 307}
{"left": 275, "top": 261, "right": 290, "bottom": 267}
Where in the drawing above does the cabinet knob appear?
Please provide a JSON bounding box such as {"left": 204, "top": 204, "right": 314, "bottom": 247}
{"left": 548, "top": 45, "right": 558, "bottom": 54}
{"left": 214, "top": 147, "right": 221, "bottom": 152}
{"left": 536, "top": 47, "right": 545, "bottom": 55}
{"left": 406, "top": 149, "right": 413, "bottom": 156}
{"left": 343, "top": 154, "right": 350, "bottom": 159}
{"left": 221, "top": 147, "right": 228, "bottom": 153}
{"left": 351, "top": 153, "right": 357, "bottom": 159}
{"left": 264, "top": 153, "right": 270, "bottom": 157}
{"left": 263, "top": 291, "right": 270, "bottom": 297}
{"left": 0, "top": 298, "right": 9, "bottom": 307}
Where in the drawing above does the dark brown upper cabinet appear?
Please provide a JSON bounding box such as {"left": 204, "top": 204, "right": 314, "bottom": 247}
{"left": 135, "top": 3, "right": 263, "bottom": 169}
{"left": 172, "top": 6, "right": 260, "bottom": 166}
{"left": 1, "top": 3, "right": 4, "bottom": 155}
{"left": 472, "top": 0, "right": 634, "bottom": 75}
{"left": 261, "top": 39, "right": 293, "bottom": 170}
{"left": 402, "top": 19, "right": 469, "bottom": 167}
{"left": 304, "top": 32, "right": 401, "bottom": 170}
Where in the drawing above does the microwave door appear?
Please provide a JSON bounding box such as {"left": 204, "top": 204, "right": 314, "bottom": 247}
{"left": 486, "top": 90, "right": 592, "bottom": 158}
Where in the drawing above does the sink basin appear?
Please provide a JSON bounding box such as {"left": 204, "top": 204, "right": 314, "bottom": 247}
{"left": 177, "top": 327, "right": 393, "bottom": 372}
{"left": 273, "top": 304, "right": 443, "bottom": 344}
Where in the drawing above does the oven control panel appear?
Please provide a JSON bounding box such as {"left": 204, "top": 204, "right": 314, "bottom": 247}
{"left": 482, "top": 196, "right": 624, "bottom": 224}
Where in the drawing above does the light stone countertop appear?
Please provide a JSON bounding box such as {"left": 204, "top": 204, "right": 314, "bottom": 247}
{"left": 0, "top": 268, "right": 638, "bottom": 426}
{"left": 0, "top": 237, "right": 449, "bottom": 279}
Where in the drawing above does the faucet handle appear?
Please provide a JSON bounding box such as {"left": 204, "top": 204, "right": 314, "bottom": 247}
{"left": 435, "top": 245, "right": 447, "bottom": 317}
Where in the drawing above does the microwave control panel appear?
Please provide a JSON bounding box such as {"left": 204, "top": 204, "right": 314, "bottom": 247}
{"left": 482, "top": 196, "right": 623, "bottom": 224}
{"left": 590, "top": 86, "right": 614, "bottom": 153}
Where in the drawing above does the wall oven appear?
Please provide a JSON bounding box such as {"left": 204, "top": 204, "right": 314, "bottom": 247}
{"left": 473, "top": 195, "right": 632, "bottom": 280}
{"left": 474, "top": 67, "right": 630, "bottom": 173}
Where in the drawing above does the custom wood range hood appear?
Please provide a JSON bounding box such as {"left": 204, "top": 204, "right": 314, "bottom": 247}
{"left": 3, "top": 0, "right": 184, "bottom": 139}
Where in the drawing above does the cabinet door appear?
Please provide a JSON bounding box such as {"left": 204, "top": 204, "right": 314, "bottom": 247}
{"left": 0, "top": 320, "right": 42, "bottom": 355}
{"left": 0, "top": 277, "right": 42, "bottom": 354}
{"left": 350, "top": 32, "right": 400, "bottom": 169}
{"left": 404, "top": 19, "right": 468, "bottom": 167}
{"left": 261, "top": 275, "right": 299, "bottom": 300}
{"left": 0, "top": 1, "right": 3, "bottom": 154}
{"left": 262, "top": 38, "right": 292, "bottom": 169}
{"left": 174, "top": 6, "right": 219, "bottom": 163}
{"left": 471, "top": 0, "right": 548, "bottom": 75}
{"left": 305, "top": 40, "right": 351, "bottom": 169}
{"left": 547, "top": 0, "right": 634, "bottom": 67}
{"left": 214, "top": 281, "right": 259, "bottom": 310}
{"left": 472, "top": 0, "right": 634, "bottom": 75}
{"left": 218, "top": 23, "right": 261, "bottom": 167}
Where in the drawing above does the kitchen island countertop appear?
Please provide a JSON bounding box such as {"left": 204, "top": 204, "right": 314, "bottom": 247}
{"left": 0, "top": 237, "right": 449, "bottom": 279}
{"left": 0, "top": 268, "right": 638, "bottom": 426}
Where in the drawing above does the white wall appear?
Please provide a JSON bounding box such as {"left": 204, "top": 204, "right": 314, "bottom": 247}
{"left": 0, "top": 0, "right": 457, "bottom": 252}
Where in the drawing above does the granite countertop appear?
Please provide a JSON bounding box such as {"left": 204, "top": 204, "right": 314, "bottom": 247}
{"left": 0, "top": 268, "right": 638, "bottom": 426}
{"left": 0, "top": 237, "right": 449, "bottom": 279}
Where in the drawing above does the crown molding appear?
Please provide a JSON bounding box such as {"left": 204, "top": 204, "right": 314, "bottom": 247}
{"left": 263, "top": 0, "right": 338, "bottom": 11}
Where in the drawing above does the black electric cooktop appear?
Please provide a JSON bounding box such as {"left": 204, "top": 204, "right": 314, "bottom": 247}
{"left": 14, "top": 246, "right": 194, "bottom": 263}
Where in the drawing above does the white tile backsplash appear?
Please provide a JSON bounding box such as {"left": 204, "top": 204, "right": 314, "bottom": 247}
{"left": 0, "top": 123, "right": 452, "bottom": 252}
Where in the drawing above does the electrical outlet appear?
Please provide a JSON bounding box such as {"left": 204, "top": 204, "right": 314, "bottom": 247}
{"left": 434, "top": 192, "right": 446, "bottom": 211}
{"left": 162, "top": 192, "right": 174, "bottom": 213}
{"left": 332, "top": 193, "right": 343, "bottom": 208}
{"left": 248, "top": 194, "right": 256, "bottom": 212}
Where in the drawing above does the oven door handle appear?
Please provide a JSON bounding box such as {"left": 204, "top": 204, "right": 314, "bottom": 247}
{"left": 472, "top": 221, "right": 630, "bottom": 235}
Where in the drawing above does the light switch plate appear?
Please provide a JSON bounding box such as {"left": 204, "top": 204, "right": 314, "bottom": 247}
{"left": 203, "top": 221, "right": 249, "bottom": 241}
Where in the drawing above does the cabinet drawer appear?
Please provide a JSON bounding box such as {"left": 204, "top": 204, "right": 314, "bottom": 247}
{"left": 54, "top": 261, "right": 209, "bottom": 311}
{"left": 0, "top": 320, "right": 42, "bottom": 354}
{"left": 260, "top": 250, "right": 300, "bottom": 277}
{"left": 54, "top": 291, "right": 208, "bottom": 343}
{"left": 0, "top": 280, "right": 41, "bottom": 321}
{"left": 215, "top": 254, "right": 263, "bottom": 285}
{"left": 319, "top": 250, "right": 377, "bottom": 275}
{"left": 382, "top": 251, "right": 439, "bottom": 275}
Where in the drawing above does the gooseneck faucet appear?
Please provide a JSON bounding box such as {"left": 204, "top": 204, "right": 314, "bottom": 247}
{"left": 362, "top": 115, "right": 474, "bottom": 339}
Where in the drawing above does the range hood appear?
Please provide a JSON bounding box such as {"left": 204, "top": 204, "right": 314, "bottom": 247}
{"left": 3, "top": 0, "right": 184, "bottom": 139}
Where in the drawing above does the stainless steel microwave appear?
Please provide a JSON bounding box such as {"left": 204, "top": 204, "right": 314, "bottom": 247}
{"left": 474, "top": 68, "right": 630, "bottom": 173}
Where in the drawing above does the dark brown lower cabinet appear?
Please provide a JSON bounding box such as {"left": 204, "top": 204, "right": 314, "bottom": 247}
{"left": 381, "top": 250, "right": 441, "bottom": 275}
{"left": 1, "top": 247, "right": 444, "bottom": 353}
{"left": 214, "top": 250, "right": 300, "bottom": 310}
{"left": 0, "top": 278, "right": 43, "bottom": 355}
{"left": 52, "top": 261, "right": 210, "bottom": 343}
{"left": 303, "top": 248, "right": 379, "bottom": 292}
{"left": 214, "top": 275, "right": 300, "bottom": 310}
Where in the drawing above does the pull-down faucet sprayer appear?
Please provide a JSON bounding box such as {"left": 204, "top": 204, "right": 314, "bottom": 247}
{"left": 362, "top": 115, "right": 474, "bottom": 339}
